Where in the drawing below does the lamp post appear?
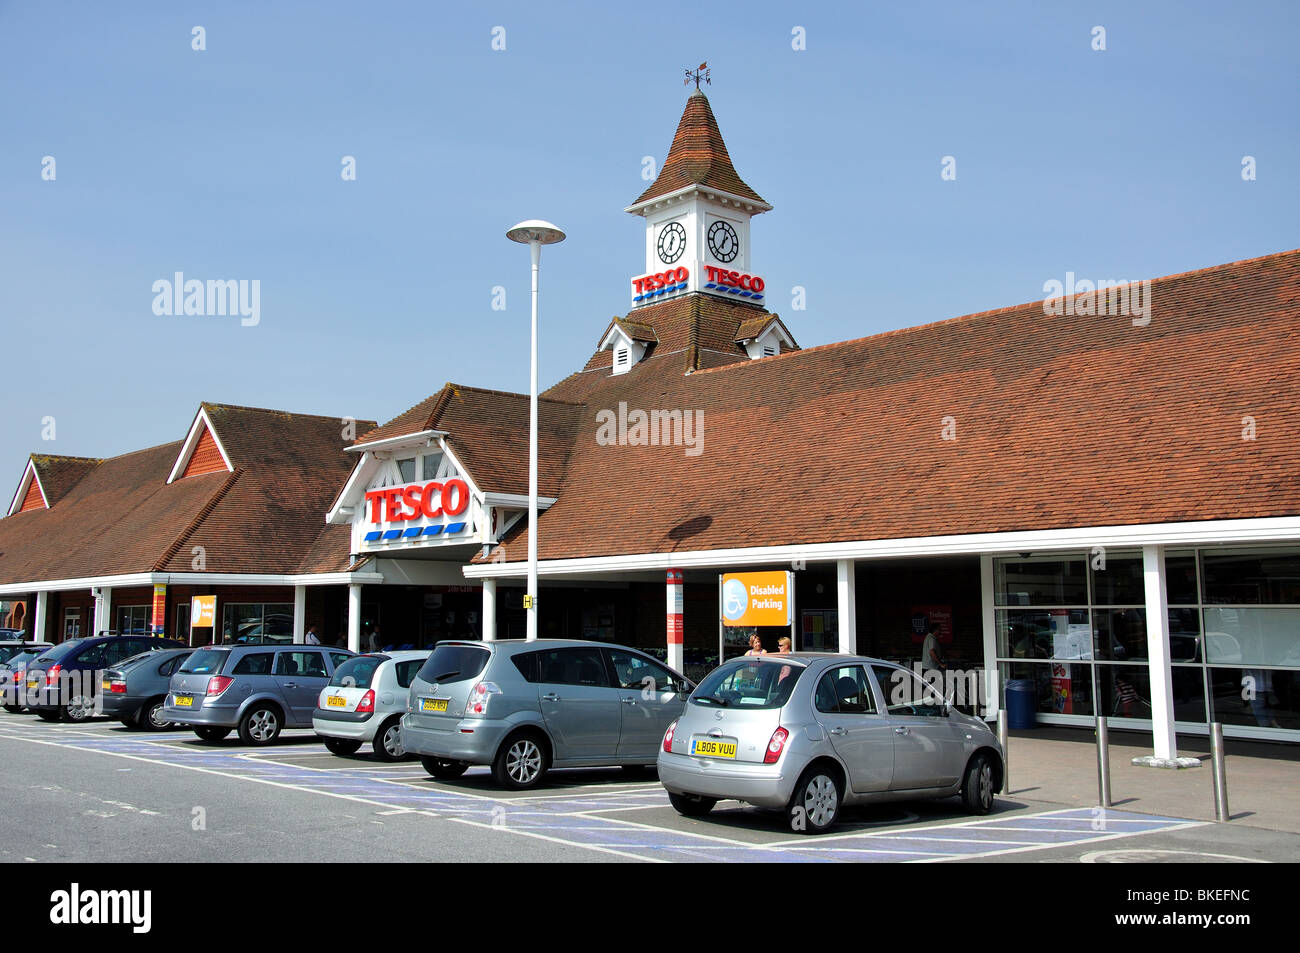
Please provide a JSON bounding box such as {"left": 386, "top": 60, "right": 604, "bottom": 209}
{"left": 506, "top": 220, "right": 566, "bottom": 641}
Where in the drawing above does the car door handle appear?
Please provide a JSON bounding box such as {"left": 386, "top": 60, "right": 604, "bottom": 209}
{"left": 828, "top": 726, "right": 847, "bottom": 736}
{"left": 542, "top": 693, "right": 560, "bottom": 701}
{"left": 283, "top": 682, "right": 297, "bottom": 688}
{"left": 895, "top": 726, "right": 910, "bottom": 735}
{"left": 621, "top": 698, "right": 637, "bottom": 705}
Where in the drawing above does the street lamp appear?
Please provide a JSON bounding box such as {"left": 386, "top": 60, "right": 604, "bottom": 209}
{"left": 506, "top": 219, "right": 566, "bottom": 641}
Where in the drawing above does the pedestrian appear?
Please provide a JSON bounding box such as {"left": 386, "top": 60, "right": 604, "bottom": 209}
{"left": 304, "top": 624, "right": 321, "bottom": 645}
{"left": 368, "top": 626, "right": 381, "bottom": 653}
{"left": 744, "top": 634, "right": 766, "bottom": 656}
{"left": 921, "top": 621, "right": 944, "bottom": 672}
{"left": 775, "top": 636, "right": 792, "bottom": 654}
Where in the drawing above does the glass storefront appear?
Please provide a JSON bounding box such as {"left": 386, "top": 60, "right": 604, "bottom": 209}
{"left": 994, "top": 547, "right": 1300, "bottom": 736}
{"left": 221, "top": 603, "right": 293, "bottom": 644}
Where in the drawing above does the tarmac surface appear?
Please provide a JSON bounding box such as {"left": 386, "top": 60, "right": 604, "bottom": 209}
{"left": 0, "top": 714, "right": 1294, "bottom": 863}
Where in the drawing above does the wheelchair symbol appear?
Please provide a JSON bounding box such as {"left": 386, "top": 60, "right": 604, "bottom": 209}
{"left": 722, "top": 579, "right": 748, "bottom": 622}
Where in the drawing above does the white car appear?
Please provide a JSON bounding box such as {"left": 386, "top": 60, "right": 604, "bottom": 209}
{"left": 313, "top": 650, "right": 430, "bottom": 761}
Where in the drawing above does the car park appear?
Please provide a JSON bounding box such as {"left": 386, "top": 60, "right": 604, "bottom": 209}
{"left": 25, "top": 635, "right": 187, "bottom": 722}
{"left": 100, "top": 648, "right": 193, "bottom": 730}
{"left": 0, "top": 646, "right": 51, "bottom": 712}
{"left": 164, "top": 644, "right": 354, "bottom": 745}
{"left": 402, "top": 639, "right": 694, "bottom": 790}
{"left": 657, "top": 654, "right": 1004, "bottom": 834}
{"left": 313, "top": 650, "right": 430, "bottom": 761}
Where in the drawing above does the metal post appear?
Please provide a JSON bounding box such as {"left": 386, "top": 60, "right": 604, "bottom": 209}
{"left": 1210, "top": 721, "right": 1230, "bottom": 822}
{"left": 526, "top": 240, "right": 540, "bottom": 642}
{"left": 1096, "top": 714, "right": 1112, "bottom": 807}
{"left": 997, "top": 708, "right": 1010, "bottom": 794}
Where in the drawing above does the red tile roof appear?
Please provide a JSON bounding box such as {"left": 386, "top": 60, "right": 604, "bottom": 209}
{"left": 631, "top": 92, "right": 767, "bottom": 208}
{"left": 481, "top": 249, "right": 1300, "bottom": 564}
{"left": 0, "top": 405, "right": 376, "bottom": 582}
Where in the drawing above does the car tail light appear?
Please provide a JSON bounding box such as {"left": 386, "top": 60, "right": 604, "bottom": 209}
{"left": 464, "top": 681, "right": 502, "bottom": 717}
{"left": 663, "top": 720, "right": 677, "bottom": 754}
{"left": 206, "top": 676, "right": 234, "bottom": 697}
{"left": 356, "top": 690, "right": 375, "bottom": 713}
{"left": 764, "top": 727, "right": 789, "bottom": 764}
{"left": 44, "top": 664, "right": 62, "bottom": 687}
{"left": 108, "top": 677, "right": 127, "bottom": 694}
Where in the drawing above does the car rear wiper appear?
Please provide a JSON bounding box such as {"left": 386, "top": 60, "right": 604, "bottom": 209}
{"left": 432, "top": 671, "right": 460, "bottom": 681}
{"left": 694, "top": 694, "right": 729, "bottom": 706}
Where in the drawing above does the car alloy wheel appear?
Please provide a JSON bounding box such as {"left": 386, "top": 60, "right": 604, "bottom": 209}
{"left": 145, "top": 701, "right": 170, "bottom": 730}
{"left": 505, "top": 738, "right": 542, "bottom": 785}
{"left": 978, "top": 760, "right": 993, "bottom": 809}
{"left": 242, "top": 707, "right": 280, "bottom": 745}
{"left": 64, "top": 696, "right": 94, "bottom": 722}
{"left": 961, "top": 752, "right": 996, "bottom": 815}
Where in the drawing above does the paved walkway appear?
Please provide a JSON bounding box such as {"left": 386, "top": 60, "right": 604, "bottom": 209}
{"left": 1003, "top": 725, "right": 1300, "bottom": 833}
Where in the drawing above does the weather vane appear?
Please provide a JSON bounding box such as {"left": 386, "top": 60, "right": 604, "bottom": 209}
{"left": 684, "top": 62, "right": 710, "bottom": 90}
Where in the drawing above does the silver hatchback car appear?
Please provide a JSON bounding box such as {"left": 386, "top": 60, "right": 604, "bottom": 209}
{"left": 658, "top": 654, "right": 1004, "bottom": 834}
{"left": 402, "top": 639, "right": 694, "bottom": 790}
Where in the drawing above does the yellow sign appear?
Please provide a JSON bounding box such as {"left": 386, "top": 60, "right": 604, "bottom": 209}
{"left": 721, "top": 571, "right": 793, "bottom": 627}
{"left": 191, "top": 595, "right": 217, "bottom": 628}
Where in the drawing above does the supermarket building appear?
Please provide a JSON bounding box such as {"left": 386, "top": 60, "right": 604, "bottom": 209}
{"left": 2, "top": 91, "right": 1299, "bottom": 756}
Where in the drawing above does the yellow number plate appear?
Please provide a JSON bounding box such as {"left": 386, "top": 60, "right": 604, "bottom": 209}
{"left": 174, "top": 695, "right": 194, "bottom": 707}
{"left": 26, "top": 680, "right": 37, "bottom": 690}
{"left": 691, "top": 738, "right": 737, "bottom": 759}
{"left": 421, "top": 698, "right": 449, "bottom": 712}
{"left": 326, "top": 696, "right": 346, "bottom": 708}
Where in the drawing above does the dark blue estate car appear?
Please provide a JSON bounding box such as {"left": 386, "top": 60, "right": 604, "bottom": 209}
{"left": 25, "top": 635, "right": 187, "bottom": 722}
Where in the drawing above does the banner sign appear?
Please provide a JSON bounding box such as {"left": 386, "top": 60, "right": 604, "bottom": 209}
{"left": 721, "top": 571, "right": 793, "bottom": 627}
{"left": 191, "top": 595, "right": 217, "bottom": 628}
{"left": 151, "top": 585, "right": 167, "bottom": 635}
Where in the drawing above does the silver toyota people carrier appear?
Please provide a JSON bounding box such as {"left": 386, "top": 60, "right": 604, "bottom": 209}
{"left": 658, "top": 653, "right": 1004, "bottom": 834}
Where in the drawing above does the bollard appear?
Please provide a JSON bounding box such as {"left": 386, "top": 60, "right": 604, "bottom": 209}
{"left": 997, "top": 709, "right": 1010, "bottom": 794}
{"left": 1210, "top": 722, "right": 1230, "bottom": 822}
{"left": 1096, "top": 714, "right": 1112, "bottom": 807}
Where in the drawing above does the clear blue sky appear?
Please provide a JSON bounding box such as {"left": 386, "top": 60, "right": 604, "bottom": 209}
{"left": 2, "top": 1, "right": 1297, "bottom": 487}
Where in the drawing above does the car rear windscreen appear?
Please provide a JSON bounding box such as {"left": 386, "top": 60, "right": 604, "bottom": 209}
{"left": 179, "top": 649, "right": 228, "bottom": 675}
{"left": 330, "top": 655, "right": 383, "bottom": 689}
{"left": 35, "top": 640, "right": 86, "bottom": 664}
{"left": 691, "top": 659, "right": 804, "bottom": 710}
{"left": 417, "top": 644, "right": 490, "bottom": 684}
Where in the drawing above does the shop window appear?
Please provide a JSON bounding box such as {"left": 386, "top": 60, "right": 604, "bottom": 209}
{"left": 116, "top": 605, "right": 150, "bottom": 636}
{"left": 63, "top": 607, "right": 81, "bottom": 639}
{"left": 994, "top": 556, "right": 1088, "bottom": 607}
{"left": 1090, "top": 555, "right": 1146, "bottom": 606}
{"left": 1208, "top": 667, "right": 1300, "bottom": 730}
{"left": 419, "top": 453, "right": 440, "bottom": 480}
{"left": 397, "top": 458, "right": 416, "bottom": 484}
{"left": 1202, "top": 548, "right": 1300, "bottom": 604}
{"left": 222, "top": 603, "right": 293, "bottom": 644}
{"left": 1201, "top": 607, "right": 1300, "bottom": 667}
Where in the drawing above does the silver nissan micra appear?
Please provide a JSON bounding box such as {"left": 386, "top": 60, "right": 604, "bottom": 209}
{"left": 657, "top": 653, "right": 1004, "bottom": 834}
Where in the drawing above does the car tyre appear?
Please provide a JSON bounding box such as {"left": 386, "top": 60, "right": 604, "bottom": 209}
{"left": 961, "top": 752, "right": 996, "bottom": 815}
{"left": 238, "top": 705, "right": 282, "bottom": 746}
{"left": 3, "top": 705, "right": 23, "bottom": 714}
{"left": 372, "top": 717, "right": 405, "bottom": 762}
{"left": 138, "top": 698, "right": 170, "bottom": 731}
{"left": 36, "top": 710, "right": 61, "bottom": 722}
{"left": 421, "top": 756, "right": 469, "bottom": 779}
{"left": 194, "top": 726, "right": 231, "bottom": 742}
{"left": 787, "top": 765, "right": 842, "bottom": 834}
{"left": 668, "top": 792, "right": 717, "bottom": 817}
{"left": 119, "top": 719, "right": 139, "bottom": 729}
{"left": 63, "top": 696, "right": 95, "bottom": 723}
{"left": 492, "top": 731, "right": 550, "bottom": 790}
{"left": 323, "top": 737, "right": 362, "bottom": 756}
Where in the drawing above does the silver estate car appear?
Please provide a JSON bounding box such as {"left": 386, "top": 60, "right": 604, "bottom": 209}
{"left": 313, "top": 650, "right": 430, "bottom": 761}
{"left": 401, "top": 639, "right": 694, "bottom": 790}
{"left": 164, "top": 644, "right": 354, "bottom": 745}
{"left": 658, "top": 654, "right": 1004, "bottom": 834}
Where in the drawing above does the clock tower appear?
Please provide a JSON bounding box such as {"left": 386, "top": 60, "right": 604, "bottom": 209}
{"left": 625, "top": 89, "right": 771, "bottom": 309}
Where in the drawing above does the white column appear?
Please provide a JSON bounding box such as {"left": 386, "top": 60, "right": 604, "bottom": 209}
{"left": 836, "top": 559, "right": 857, "bottom": 654}
{"left": 482, "top": 579, "right": 497, "bottom": 641}
{"left": 666, "top": 569, "right": 684, "bottom": 672}
{"left": 292, "top": 585, "right": 306, "bottom": 644}
{"left": 980, "top": 554, "right": 999, "bottom": 720}
{"left": 526, "top": 240, "right": 540, "bottom": 641}
{"left": 32, "top": 591, "right": 48, "bottom": 642}
{"left": 1143, "top": 545, "right": 1178, "bottom": 761}
{"left": 93, "top": 586, "right": 113, "bottom": 636}
{"left": 347, "top": 584, "right": 362, "bottom": 654}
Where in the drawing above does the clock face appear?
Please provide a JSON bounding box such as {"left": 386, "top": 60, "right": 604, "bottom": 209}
{"left": 707, "top": 220, "right": 739, "bottom": 263}
{"left": 657, "top": 222, "right": 686, "bottom": 264}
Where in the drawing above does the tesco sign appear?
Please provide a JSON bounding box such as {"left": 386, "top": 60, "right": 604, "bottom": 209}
{"left": 364, "top": 479, "right": 470, "bottom": 524}
{"left": 632, "top": 267, "right": 689, "bottom": 294}
{"left": 704, "top": 265, "right": 764, "bottom": 292}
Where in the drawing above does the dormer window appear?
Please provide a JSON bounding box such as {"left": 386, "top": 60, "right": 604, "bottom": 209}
{"left": 599, "top": 321, "right": 654, "bottom": 376}
{"left": 738, "top": 318, "right": 796, "bottom": 361}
